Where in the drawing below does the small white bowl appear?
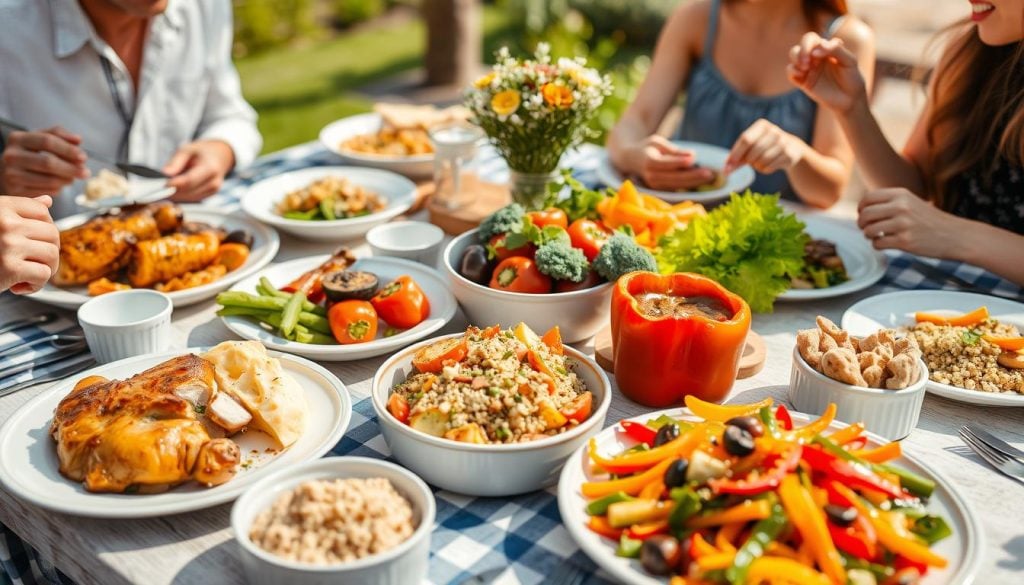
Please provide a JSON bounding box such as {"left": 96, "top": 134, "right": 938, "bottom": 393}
{"left": 367, "top": 221, "right": 445, "bottom": 268}
{"left": 319, "top": 113, "right": 434, "bottom": 178}
{"left": 77, "top": 290, "right": 172, "bottom": 363}
{"left": 231, "top": 457, "right": 435, "bottom": 585}
{"left": 371, "top": 333, "right": 612, "bottom": 496}
{"left": 241, "top": 166, "right": 417, "bottom": 242}
{"left": 788, "top": 346, "right": 928, "bottom": 440}
{"left": 443, "top": 229, "right": 613, "bottom": 343}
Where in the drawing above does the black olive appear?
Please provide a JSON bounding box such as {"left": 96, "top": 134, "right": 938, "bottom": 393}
{"left": 654, "top": 423, "right": 680, "bottom": 447}
{"left": 824, "top": 504, "right": 858, "bottom": 527}
{"left": 223, "top": 229, "right": 254, "bottom": 248}
{"left": 640, "top": 534, "right": 681, "bottom": 576}
{"left": 663, "top": 459, "right": 689, "bottom": 488}
{"left": 321, "top": 270, "right": 380, "bottom": 302}
{"left": 725, "top": 415, "right": 764, "bottom": 438}
{"left": 722, "top": 425, "right": 755, "bottom": 457}
{"left": 459, "top": 244, "right": 492, "bottom": 285}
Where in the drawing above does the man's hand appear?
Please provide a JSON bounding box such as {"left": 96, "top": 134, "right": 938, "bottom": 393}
{"left": 1, "top": 127, "right": 89, "bottom": 196}
{"left": 164, "top": 140, "right": 235, "bottom": 202}
{"left": 0, "top": 195, "right": 60, "bottom": 294}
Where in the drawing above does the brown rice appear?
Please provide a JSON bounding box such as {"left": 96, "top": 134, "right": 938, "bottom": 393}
{"left": 910, "top": 321, "right": 1024, "bottom": 394}
{"left": 248, "top": 478, "right": 414, "bottom": 565}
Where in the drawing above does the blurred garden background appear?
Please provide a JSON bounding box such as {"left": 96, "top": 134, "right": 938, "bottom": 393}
{"left": 232, "top": 0, "right": 968, "bottom": 190}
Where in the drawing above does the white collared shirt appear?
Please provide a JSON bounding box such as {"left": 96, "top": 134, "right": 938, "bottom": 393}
{"left": 0, "top": 0, "right": 262, "bottom": 217}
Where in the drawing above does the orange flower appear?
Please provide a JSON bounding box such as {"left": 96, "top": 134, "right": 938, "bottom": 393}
{"left": 542, "top": 83, "right": 574, "bottom": 109}
{"left": 490, "top": 89, "right": 521, "bottom": 116}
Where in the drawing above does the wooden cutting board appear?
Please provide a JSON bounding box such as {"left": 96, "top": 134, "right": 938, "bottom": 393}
{"left": 593, "top": 326, "right": 766, "bottom": 379}
{"left": 427, "top": 175, "right": 511, "bottom": 235}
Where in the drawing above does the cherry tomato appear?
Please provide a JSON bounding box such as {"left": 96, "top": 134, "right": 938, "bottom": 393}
{"left": 371, "top": 275, "right": 431, "bottom": 329}
{"left": 327, "top": 300, "right": 378, "bottom": 344}
{"left": 488, "top": 234, "right": 536, "bottom": 262}
{"left": 527, "top": 207, "right": 569, "bottom": 230}
{"left": 561, "top": 391, "right": 593, "bottom": 424}
{"left": 567, "top": 218, "right": 612, "bottom": 261}
{"left": 489, "top": 257, "right": 552, "bottom": 294}
{"left": 412, "top": 336, "right": 469, "bottom": 373}
{"left": 387, "top": 393, "right": 410, "bottom": 424}
{"left": 553, "top": 270, "right": 605, "bottom": 293}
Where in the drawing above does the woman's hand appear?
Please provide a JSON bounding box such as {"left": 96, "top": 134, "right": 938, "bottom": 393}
{"left": 164, "top": 140, "right": 235, "bottom": 202}
{"left": 724, "top": 119, "right": 809, "bottom": 175}
{"left": 0, "top": 195, "right": 60, "bottom": 294}
{"left": 857, "top": 188, "right": 963, "bottom": 257}
{"left": 788, "top": 32, "right": 868, "bottom": 114}
{"left": 626, "top": 136, "right": 717, "bottom": 191}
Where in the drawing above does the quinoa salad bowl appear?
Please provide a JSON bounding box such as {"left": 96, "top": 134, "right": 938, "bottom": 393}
{"left": 371, "top": 324, "right": 612, "bottom": 496}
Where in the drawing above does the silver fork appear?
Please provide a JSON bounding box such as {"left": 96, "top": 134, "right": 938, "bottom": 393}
{"left": 0, "top": 356, "right": 96, "bottom": 399}
{"left": 963, "top": 424, "right": 1024, "bottom": 462}
{"left": 959, "top": 427, "right": 1024, "bottom": 484}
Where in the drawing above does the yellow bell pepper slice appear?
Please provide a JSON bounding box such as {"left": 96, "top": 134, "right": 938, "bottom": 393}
{"left": 689, "top": 532, "right": 719, "bottom": 558}
{"left": 697, "top": 552, "right": 735, "bottom": 572}
{"left": 851, "top": 441, "right": 903, "bottom": 463}
{"left": 618, "top": 180, "right": 642, "bottom": 206}
{"left": 747, "top": 557, "right": 832, "bottom": 585}
{"left": 588, "top": 425, "right": 707, "bottom": 473}
{"left": 827, "top": 422, "right": 865, "bottom": 445}
{"left": 686, "top": 499, "right": 771, "bottom": 529}
{"left": 715, "top": 521, "right": 743, "bottom": 553}
{"left": 915, "top": 306, "right": 988, "bottom": 327}
{"left": 684, "top": 395, "right": 773, "bottom": 422}
{"left": 832, "top": 483, "right": 949, "bottom": 568}
{"left": 778, "top": 474, "right": 846, "bottom": 584}
{"left": 787, "top": 403, "right": 837, "bottom": 439}
{"left": 581, "top": 457, "right": 677, "bottom": 499}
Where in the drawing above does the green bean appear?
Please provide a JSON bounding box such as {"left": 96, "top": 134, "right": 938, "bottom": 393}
{"left": 258, "top": 277, "right": 290, "bottom": 299}
{"left": 280, "top": 292, "right": 304, "bottom": 337}
{"left": 217, "top": 291, "right": 325, "bottom": 316}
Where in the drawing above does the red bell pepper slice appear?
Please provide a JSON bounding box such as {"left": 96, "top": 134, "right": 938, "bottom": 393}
{"left": 775, "top": 404, "right": 794, "bottom": 431}
{"left": 619, "top": 420, "right": 657, "bottom": 447}
{"left": 709, "top": 447, "right": 801, "bottom": 495}
{"left": 895, "top": 554, "right": 930, "bottom": 576}
{"left": 827, "top": 520, "right": 877, "bottom": 560}
{"left": 801, "top": 446, "right": 905, "bottom": 500}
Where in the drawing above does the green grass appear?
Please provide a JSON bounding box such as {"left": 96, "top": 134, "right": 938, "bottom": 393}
{"left": 237, "top": 8, "right": 520, "bottom": 154}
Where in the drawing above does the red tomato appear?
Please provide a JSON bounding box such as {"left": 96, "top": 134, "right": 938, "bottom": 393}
{"left": 327, "top": 300, "right": 378, "bottom": 344}
{"left": 488, "top": 234, "right": 536, "bottom": 262}
{"left": 489, "top": 257, "right": 552, "bottom": 294}
{"left": 567, "top": 218, "right": 612, "bottom": 261}
{"left": 387, "top": 393, "right": 410, "bottom": 424}
{"left": 553, "top": 270, "right": 605, "bottom": 293}
{"left": 560, "top": 391, "right": 593, "bottom": 424}
{"left": 371, "top": 275, "right": 431, "bottom": 329}
{"left": 527, "top": 208, "right": 569, "bottom": 230}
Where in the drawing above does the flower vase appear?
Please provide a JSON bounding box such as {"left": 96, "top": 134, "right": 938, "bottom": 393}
{"left": 508, "top": 170, "right": 559, "bottom": 210}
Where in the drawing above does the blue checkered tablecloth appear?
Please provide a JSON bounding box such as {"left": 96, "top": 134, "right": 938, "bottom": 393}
{"left": 2, "top": 140, "right": 1022, "bottom": 585}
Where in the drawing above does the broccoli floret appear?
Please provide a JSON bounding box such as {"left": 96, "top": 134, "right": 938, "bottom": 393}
{"left": 478, "top": 203, "right": 525, "bottom": 242}
{"left": 592, "top": 233, "right": 657, "bottom": 281}
{"left": 535, "top": 241, "right": 590, "bottom": 283}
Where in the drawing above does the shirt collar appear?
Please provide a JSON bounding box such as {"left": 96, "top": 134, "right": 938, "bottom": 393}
{"left": 48, "top": 0, "right": 184, "bottom": 59}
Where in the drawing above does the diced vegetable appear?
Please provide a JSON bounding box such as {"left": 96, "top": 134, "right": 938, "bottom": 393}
{"left": 412, "top": 337, "right": 468, "bottom": 373}
{"left": 586, "top": 491, "right": 634, "bottom": 516}
{"left": 409, "top": 408, "right": 448, "bottom": 437}
{"left": 607, "top": 499, "right": 673, "bottom": 529}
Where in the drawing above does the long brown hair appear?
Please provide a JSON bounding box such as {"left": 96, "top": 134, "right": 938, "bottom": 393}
{"left": 925, "top": 22, "right": 1024, "bottom": 210}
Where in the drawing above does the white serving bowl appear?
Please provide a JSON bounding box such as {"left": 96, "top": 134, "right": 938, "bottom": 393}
{"left": 788, "top": 346, "right": 928, "bottom": 440}
{"left": 371, "top": 333, "right": 612, "bottom": 496}
{"left": 443, "top": 229, "right": 613, "bottom": 343}
{"left": 319, "top": 113, "right": 433, "bottom": 178}
{"left": 78, "top": 289, "right": 172, "bottom": 363}
{"left": 367, "top": 221, "right": 444, "bottom": 268}
{"left": 241, "top": 166, "right": 417, "bottom": 242}
{"left": 231, "top": 457, "right": 434, "bottom": 585}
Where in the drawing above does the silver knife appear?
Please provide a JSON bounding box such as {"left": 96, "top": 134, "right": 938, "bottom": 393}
{"left": 0, "top": 117, "right": 168, "bottom": 179}
{"left": 0, "top": 356, "right": 96, "bottom": 398}
{"left": 0, "top": 343, "right": 89, "bottom": 382}
{"left": 965, "top": 424, "right": 1024, "bottom": 462}
{"left": 0, "top": 312, "right": 57, "bottom": 336}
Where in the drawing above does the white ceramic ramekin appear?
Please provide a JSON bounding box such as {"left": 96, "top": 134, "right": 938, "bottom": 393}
{"left": 371, "top": 333, "right": 612, "bottom": 496}
{"left": 367, "top": 221, "right": 445, "bottom": 268}
{"left": 77, "top": 290, "right": 172, "bottom": 363}
{"left": 788, "top": 345, "right": 928, "bottom": 440}
{"left": 443, "top": 229, "right": 613, "bottom": 343}
{"left": 231, "top": 457, "right": 435, "bottom": 585}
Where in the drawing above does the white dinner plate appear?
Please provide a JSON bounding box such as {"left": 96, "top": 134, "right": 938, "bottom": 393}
{"left": 778, "top": 215, "right": 888, "bottom": 301}
{"left": 73, "top": 178, "right": 176, "bottom": 210}
{"left": 595, "top": 141, "right": 755, "bottom": 203}
{"left": 0, "top": 348, "right": 351, "bottom": 518}
{"left": 558, "top": 407, "right": 982, "bottom": 585}
{"left": 221, "top": 256, "right": 457, "bottom": 361}
{"left": 241, "top": 166, "right": 417, "bottom": 242}
{"left": 30, "top": 205, "right": 279, "bottom": 310}
{"left": 842, "top": 290, "right": 1024, "bottom": 406}
{"left": 319, "top": 112, "right": 434, "bottom": 178}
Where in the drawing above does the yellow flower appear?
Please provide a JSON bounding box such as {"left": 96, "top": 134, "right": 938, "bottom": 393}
{"left": 567, "top": 69, "right": 590, "bottom": 87}
{"left": 542, "top": 83, "right": 574, "bottom": 109}
{"left": 474, "top": 72, "right": 496, "bottom": 89}
{"left": 490, "top": 89, "right": 521, "bottom": 116}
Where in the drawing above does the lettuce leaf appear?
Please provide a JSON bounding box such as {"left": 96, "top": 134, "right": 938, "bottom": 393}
{"left": 655, "top": 192, "right": 808, "bottom": 312}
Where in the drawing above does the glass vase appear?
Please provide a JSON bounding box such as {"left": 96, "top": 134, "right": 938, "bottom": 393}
{"left": 508, "top": 170, "right": 559, "bottom": 210}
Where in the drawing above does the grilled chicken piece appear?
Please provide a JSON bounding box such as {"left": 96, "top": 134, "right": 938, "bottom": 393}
{"left": 54, "top": 202, "right": 183, "bottom": 286}
{"left": 206, "top": 392, "right": 252, "bottom": 434}
{"left": 126, "top": 231, "right": 220, "bottom": 288}
{"left": 50, "top": 354, "right": 241, "bottom": 493}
